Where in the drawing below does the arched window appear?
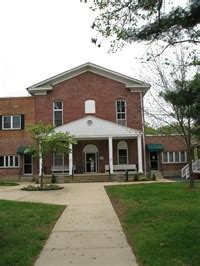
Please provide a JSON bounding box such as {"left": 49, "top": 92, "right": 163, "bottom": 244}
{"left": 85, "top": 100, "right": 96, "bottom": 114}
{"left": 117, "top": 140, "right": 128, "bottom": 165}
{"left": 116, "top": 99, "right": 127, "bottom": 126}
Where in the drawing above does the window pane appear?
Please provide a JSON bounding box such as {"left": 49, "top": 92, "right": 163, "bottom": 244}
{"left": 54, "top": 111, "right": 62, "bottom": 126}
{"left": 163, "top": 152, "right": 168, "bottom": 162}
{"left": 118, "top": 119, "right": 126, "bottom": 126}
{"left": 0, "top": 156, "right": 4, "bottom": 167}
{"left": 10, "top": 156, "right": 14, "bottom": 167}
{"left": 118, "top": 149, "right": 127, "bottom": 164}
{"left": 119, "top": 157, "right": 128, "bottom": 164}
{"left": 117, "top": 113, "right": 125, "bottom": 119}
{"left": 119, "top": 149, "right": 127, "bottom": 156}
{"left": 169, "top": 152, "right": 174, "bottom": 162}
{"left": 13, "top": 116, "right": 21, "bottom": 128}
{"left": 5, "top": 156, "right": 9, "bottom": 167}
{"left": 175, "top": 152, "right": 179, "bottom": 162}
{"left": 117, "top": 101, "right": 125, "bottom": 112}
{"left": 3, "top": 116, "right": 11, "bottom": 129}
{"left": 181, "top": 152, "right": 186, "bottom": 162}
{"left": 54, "top": 102, "right": 62, "bottom": 110}
{"left": 15, "top": 156, "right": 19, "bottom": 167}
{"left": 54, "top": 152, "right": 64, "bottom": 166}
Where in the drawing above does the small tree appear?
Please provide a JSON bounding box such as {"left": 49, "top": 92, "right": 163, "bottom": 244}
{"left": 161, "top": 73, "right": 200, "bottom": 188}
{"left": 26, "top": 123, "right": 76, "bottom": 187}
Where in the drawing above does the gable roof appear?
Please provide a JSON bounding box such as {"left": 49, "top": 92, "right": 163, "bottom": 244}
{"left": 27, "top": 62, "right": 150, "bottom": 95}
{"left": 55, "top": 115, "right": 143, "bottom": 139}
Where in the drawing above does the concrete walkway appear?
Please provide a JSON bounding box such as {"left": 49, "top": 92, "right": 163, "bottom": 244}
{"left": 35, "top": 183, "right": 137, "bottom": 266}
{"left": 0, "top": 180, "right": 173, "bottom": 265}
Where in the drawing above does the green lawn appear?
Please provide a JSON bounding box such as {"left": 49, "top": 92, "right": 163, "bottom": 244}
{"left": 106, "top": 182, "right": 200, "bottom": 266}
{"left": 0, "top": 200, "right": 65, "bottom": 266}
{"left": 0, "top": 181, "right": 19, "bottom": 186}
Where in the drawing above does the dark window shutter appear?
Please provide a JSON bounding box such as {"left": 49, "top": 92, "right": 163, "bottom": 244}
{"left": 21, "top": 114, "right": 25, "bottom": 129}
{"left": 0, "top": 116, "right": 2, "bottom": 130}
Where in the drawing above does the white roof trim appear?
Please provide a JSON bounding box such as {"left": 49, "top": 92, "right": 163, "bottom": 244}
{"left": 27, "top": 62, "right": 150, "bottom": 95}
{"left": 55, "top": 115, "right": 143, "bottom": 139}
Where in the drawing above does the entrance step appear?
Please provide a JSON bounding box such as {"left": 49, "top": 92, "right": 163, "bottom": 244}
{"left": 70, "top": 174, "right": 113, "bottom": 183}
{"left": 150, "top": 171, "right": 164, "bottom": 179}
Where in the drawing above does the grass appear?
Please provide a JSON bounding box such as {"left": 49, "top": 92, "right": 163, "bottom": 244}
{"left": 0, "top": 200, "right": 65, "bottom": 266}
{"left": 0, "top": 181, "right": 19, "bottom": 186}
{"left": 106, "top": 182, "right": 200, "bottom": 266}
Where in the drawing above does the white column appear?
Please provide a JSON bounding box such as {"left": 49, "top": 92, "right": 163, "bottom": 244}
{"left": 108, "top": 137, "right": 114, "bottom": 174}
{"left": 137, "top": 135, "right": 143, "bottom": 173}
{"left": 69, "top": 144, "right": 73, "bottom": 175}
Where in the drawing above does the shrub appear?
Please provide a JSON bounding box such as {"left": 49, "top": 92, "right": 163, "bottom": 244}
{"left": 21, "top": 184, "right": 63, "bottom": 191}
{"left": 134, "top": 174, "right": 139, "bottom": 181}
{"left": 51, "top": 174, "right": 57, "bottom": 183}
{"left": 151, "top": 174, "right": 156, "bottom": 181}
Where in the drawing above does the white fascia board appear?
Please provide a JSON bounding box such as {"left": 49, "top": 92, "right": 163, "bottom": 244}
{"left": 55, "top": 115, "right": 143, "bottom": 139}
{"left": 26, "top": 62, "right": 150, "bottom": 91}
{"left": 27, "top": 86, "right": 52, "bottom": 95}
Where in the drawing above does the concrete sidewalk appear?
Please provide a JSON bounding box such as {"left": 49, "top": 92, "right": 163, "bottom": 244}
{"left": 34, "top": 183, "right": 137, "bottom": 266}
{"left": 0, "top": 180, "right": 173, "bottom": 265}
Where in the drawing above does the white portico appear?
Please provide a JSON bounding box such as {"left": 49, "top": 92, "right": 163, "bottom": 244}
{"left": 55, "top": 116, "right": 144, "bottom": 175}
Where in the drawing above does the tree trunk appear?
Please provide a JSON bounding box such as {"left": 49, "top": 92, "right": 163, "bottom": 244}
{"left": 188, "top": 145, "right": 194, "bottom": 188}
{"left": 40, "top": 157, "right": 44, "bottom": 188}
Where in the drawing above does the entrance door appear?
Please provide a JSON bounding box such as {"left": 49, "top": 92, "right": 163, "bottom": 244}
{"left": 23, "top": 154, "right": 32, "bottom": 175}
{"left": 86, "top": 153, "right": 96, "bottom": 173}
{"left": 150, "top": 152, "right": 158, "bottom": 170}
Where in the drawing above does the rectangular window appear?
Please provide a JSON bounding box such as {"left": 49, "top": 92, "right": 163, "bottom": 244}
{"left": 0, "top": 155, "right": 19, "bottom": 168}
{"left": 2, "top": 115, "right": 21, "bottom": 130}
{"left": 53, "top": 101, "right": 63, "bottom": 126}
{"left": 118, "top": 149, "right": 128, "bottom": 164}
{"left": 163, "top": 152, "right": 168, "bottom": 162}
{"left": 162, "top": 151, "right": 187, "bottom": 163}
{"left": 116, "top": 100, "right": 127, "bottom": 126}
{"left": 53, "top": 152, "right": 64, "bottom": 166}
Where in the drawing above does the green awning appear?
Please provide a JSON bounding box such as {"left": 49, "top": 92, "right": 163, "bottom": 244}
{"left": 146, "top": 144, "right": 164, "bottom": 152}
{"left": 17, "top": 146, "right": 29, "bottom": 155}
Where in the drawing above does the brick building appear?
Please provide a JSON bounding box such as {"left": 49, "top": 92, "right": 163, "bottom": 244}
{"left": 0, "top": 63, "right": 188, "bottom": 180}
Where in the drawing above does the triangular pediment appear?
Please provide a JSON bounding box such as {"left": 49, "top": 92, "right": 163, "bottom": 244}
{"left": 55, "top": 116, "right": 142, "bottom": 139}
{"left": 27, "top": 62, "right": 150, "bottom": 95}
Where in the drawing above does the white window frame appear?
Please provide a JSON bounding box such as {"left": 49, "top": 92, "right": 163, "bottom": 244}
{"left": 0, "top": 155, "right": 20, "bottom": 168}
{"left": 117, "top": 140, "right": 128, "bottom": 165}
{"left": 53, "top": 101, "right": 63, "bottom": 126}
{"left": 2, "top": 115, "right": 21, "bottom": 130}
{"left": 116, "top": 100, "right": 127, "bottom": 126}
{"left": 85, "top": 99, "right": 96, "bottom": 114}
{"left": 162, "top": 151, "right": 187, "bottom": 164}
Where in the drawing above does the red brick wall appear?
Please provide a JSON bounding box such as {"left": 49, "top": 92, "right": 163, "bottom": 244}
{"left": 145, "top": 135, "right": 187, "bottom": 174}
{"left": 34, "top": 72, "right": 143, "bottom": 130}
{"left": 0, "top": 97, "right": 36, "bottom": 176}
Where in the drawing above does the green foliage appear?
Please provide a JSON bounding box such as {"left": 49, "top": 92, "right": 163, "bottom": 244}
{"left": 133, "top": 174, "right": 139, "bottom": 181}
{"left": 26, "top": 123, "right": 76, "bottom": 187}
{"left": 21, "top": 184, "right": 63, "bottom": 191}
{"left": 106, "top": 183, "right": 200, "bottom": 265}
{"left": 0, "top": 181, "right": 19, "bottom": 186}
{"left": 51, "top": 174, "right": 57, "bottom": 184}
{"left": 26, "top": 123, "right": 76, "bottom": 159}
{"left": 151, "top": 174, "right": 156, "bottom": 181}
{"left": 161, "top": 73, "right": 200, "bottom": 138}
{"left": 91, "top": 1, "right": 200, "bottom": 50}
{"left": 145, "top": 123, "right": 181, "bottom": 135}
